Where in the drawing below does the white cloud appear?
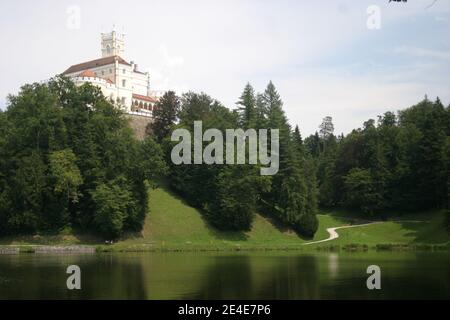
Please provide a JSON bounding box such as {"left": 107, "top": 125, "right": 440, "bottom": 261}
{"left": 393, "top": 46, "right": 450, "bottom": 60}
{"left": 1, "top": 0, "right": 449, "bottom": 132}
{"left": 435, "top": 16, "right": 449, "bottom": 22}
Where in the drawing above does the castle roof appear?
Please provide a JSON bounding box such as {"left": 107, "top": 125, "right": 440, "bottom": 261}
{"left": 63, "top": 56, "right": 131, "bottom": 75}
{"left": 132, "top": 93, "right": 157, "bottom": 103}
{"left": 79, "top": 69, "right": 96, "bottom": 78}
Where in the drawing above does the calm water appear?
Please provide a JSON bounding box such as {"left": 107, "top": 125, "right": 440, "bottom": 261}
{"left": 0, "top": 251, "right": 449, "bottom": 299}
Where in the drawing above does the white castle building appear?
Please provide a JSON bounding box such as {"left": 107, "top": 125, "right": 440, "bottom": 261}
{"left": 63, "top": 31, "right": 159, "bottom": 117}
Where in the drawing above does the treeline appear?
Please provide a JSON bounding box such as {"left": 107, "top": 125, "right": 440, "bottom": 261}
{"left": 0, "top": 77, "right": 319, "bottom": 239}
{"left": 2, "top": 75, "right": 448, "bottom": 239}
{"left": 151, "top": 82, "right": 319, "bottom": 237}
{"left": 0, "top": 77, "right": 166, "bottom": 238}
{"left": 304, "top": 97, "right": 450, "bottom": 219}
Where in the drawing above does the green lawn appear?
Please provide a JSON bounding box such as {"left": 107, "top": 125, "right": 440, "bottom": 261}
{"left": 115, "top": 186, "right": 449, "bottom": 251}
{"left": 1, "top": 185, "right": 449, "bottom": 251}
{"left": 116, "top": 186, "right": 324, "bottom": 251}
{"left": 330, "top": 211, "right": 450, "bottom": 245}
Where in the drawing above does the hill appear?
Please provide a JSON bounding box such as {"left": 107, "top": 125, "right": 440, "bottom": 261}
{"left": 1, "top": 185, "right": 449, "bottom": 251}
{"left": 113, "top": 186, "right": 450, "bottom": 251}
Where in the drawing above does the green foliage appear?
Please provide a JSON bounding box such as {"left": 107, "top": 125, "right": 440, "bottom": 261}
{"left": 307, "top": 97, "right": 450, "bottom": 218}
{"left": 207, "top": 166, "right": 258, "bottom": 231}
{"left": 0, "top": 76, "right": 165, "bottom": 238}
{"left": 167, "top": 84, "right": 318, "bottom": 237}
{"left": 138, "top": 137, "right": 168, "bottom": 184}
{"left": 236, "top": 83, "right": 257, "bottom": 129}
{"left": 343, "top": 168, "right": 381, "bottom": 215}
{"left": 49, "top": 149, "right": 83, "bottom": 202}
{"left": 295, "top": 212, "right": 319, "bottom": 238}
{"left": 149, "top": 91, "right": 180, "bottom": 142}
{"left": 260, "top": 82, "right": 318, "bottom": 237}
{"left": 91, "top": 177, "right": 135, "bottom": 238}
{"left": 170, "top": 91, "right": 258, "bottom": 231}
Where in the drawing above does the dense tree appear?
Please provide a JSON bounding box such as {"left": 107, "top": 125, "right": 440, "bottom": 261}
{"left": 306, "top": 97, "right": 450, "bottom": 221}
{"left": 91, "top": 176, "right": 136, "bottom": 238}
{"left": 5, "top": 75, "right": 446, "bottom": 240}
{"left": 148, "top": 91, "right": 180, "bottom": 142}
{"left": 166, "top": 83, "right": 319, "bottom": 236}
{"left": 257, "top": 82, "right": 318, "bottom": 237}
{"left": 0, "top": 76, "right": 166, "bottom": 238}
{"left": 304, "top": 132, "right": 321, "bottom": 158}
{"left": 168, "top": 91, "right": 258, "bottom": 231}
{"left": 293, "top": 125, "right": 303, "bottom": 151}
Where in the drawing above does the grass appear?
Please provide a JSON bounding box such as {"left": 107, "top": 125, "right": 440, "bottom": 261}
{"left": 110, "top": 186, "right": 450, "bottom": 252}
{"left": 1, "top": 185, "right": 449, "bottom": 252}
{"left": 329, "top": 211, "right": 450, "bottom": 245}
{"left": 114, "top": 186, "right": 329, "bottom": 251}
{"left": 0, "top": 231, "right": 101, "bottom": 246}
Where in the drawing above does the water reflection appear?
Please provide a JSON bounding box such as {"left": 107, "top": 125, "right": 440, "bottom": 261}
{"left": 0, "top": 255, "right": 148, "bottom": 299}
{"left": 328, "top": 253, "right": 339, "bottom": 279}
{"left": 0, "top": 252, "right": 449, "bottom": 299}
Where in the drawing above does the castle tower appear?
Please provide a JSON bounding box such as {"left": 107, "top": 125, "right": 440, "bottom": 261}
{"left": 101, "top": 30, "right": 125, "bottom": 58}
{"left": 147, "top": 73, "right": 151, "bottom": 96}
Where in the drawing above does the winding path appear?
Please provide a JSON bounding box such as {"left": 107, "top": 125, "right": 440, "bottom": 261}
{"left": 303, "top": 219, "right": 427, "bottom": 246}
{"left": 303, "top": 222, "right": 383, "bottom": 245}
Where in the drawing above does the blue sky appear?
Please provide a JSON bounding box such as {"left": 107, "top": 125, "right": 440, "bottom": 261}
{"left": 0, "top": 0, "right": 449, "bottom": 135}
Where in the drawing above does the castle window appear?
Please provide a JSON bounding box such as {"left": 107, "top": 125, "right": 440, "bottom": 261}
{"left": 109, "top": 69, "right": 112, "bottom": 74}
{"left": 121, "top": 97, "right": 126, "bottom": 105}
{"left": 122, "top": 79, "right": 126, "bottom": 87}
{"left": 101, "top": 71, "right": 104, "bottom": 76}
{"left": 123, "top": 69, "right": 126, "bottom": 74}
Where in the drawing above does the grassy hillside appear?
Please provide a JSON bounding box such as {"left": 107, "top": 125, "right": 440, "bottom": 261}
{"left": 330, "top": 212, "right": 450, "bottom": 246}
{"left": 116, "top": 186, "right": 342, "bottom": 251}
{"left": 1, "top": 185, "right": 449, "bottom": 251}
{"left": 114, "top": 186, "right": 449, "bottom": 251}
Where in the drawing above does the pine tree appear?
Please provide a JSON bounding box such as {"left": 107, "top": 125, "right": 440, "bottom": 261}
{"left": 258, "top": 82, "right": 318, "bottom": 237}
{"left": 293, "top": 125, "right": 303, "bottom": 153}
{"left": 236, "top": 83, "right": 257, "bottom": 129}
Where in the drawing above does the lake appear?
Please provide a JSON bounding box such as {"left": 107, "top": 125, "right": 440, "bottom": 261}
{"left": 0, "top": 251, "right": 449, "bottom": 299}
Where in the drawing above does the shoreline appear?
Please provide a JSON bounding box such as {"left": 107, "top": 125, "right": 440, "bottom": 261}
{"left": 0, "top": 242, "right": 449, "bottom": 254}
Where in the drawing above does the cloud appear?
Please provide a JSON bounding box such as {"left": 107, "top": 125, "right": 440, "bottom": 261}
{"left": 159, "top": 44, "right": 184, "bottom": 69}
{"left": 435, "top": 16, "right": 449, "bottom": 22}
{"left": 393, "top": 46, "right": 450, "bottom": 60}
{"left": 1, "top": 0, "right": 449, "bottom": 134}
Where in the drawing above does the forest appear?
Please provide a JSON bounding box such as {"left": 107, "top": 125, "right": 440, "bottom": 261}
{"left": 305, "top": 97, "right": 450, "bottom": 216}
{"left": 0, "top": 77, "right": 166, "bottom": 238}
{"left": 0, "top": 76, "right": 448, "bottom": 239}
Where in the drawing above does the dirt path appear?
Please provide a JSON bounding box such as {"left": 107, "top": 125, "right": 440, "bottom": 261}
{"left": 303, "top": 222, "right": 384, "bottom": 245}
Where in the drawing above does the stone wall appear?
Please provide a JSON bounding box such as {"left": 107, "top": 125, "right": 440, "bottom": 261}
{"left": 127, "top": 114, "right": 153, "bottom": 140}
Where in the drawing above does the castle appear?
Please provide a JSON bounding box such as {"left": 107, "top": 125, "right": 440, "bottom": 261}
{"left": 63, "top": 30, "right": 159, "bottom": 117}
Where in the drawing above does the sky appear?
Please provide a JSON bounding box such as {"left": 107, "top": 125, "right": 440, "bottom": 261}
{"left": 0, "top": 0, "right": 449, "bottom": 136}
